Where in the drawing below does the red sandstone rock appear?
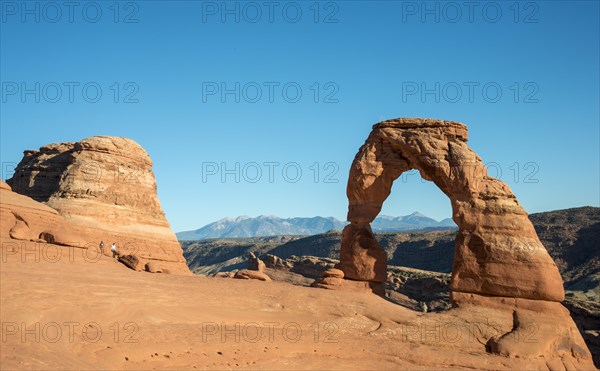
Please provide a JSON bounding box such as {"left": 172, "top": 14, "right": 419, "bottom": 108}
{"left": 7, "top": 136, "right": 190, "bottom": 275}
{"left": 451, "top": 292, "right": 592, "bottom": 364}
{"left": 339, "top": 223, "right": 387, "bottom": 282}
{"left": 234, "top": 269, "right": 272, "bottom": 281}
{"left": 340, "top": 118, "right": 564, "bottom": 302}
{"left": 0, "top": 180, "right": 84, "bottom": 246}
{"left": 0, "top": 181, "right": 10, "bottom": 191}
{"left": 213, "top": 271, "right": 235, "bottom": 278}
{"left": 313, "top": 277, "right": 385, "bottom": 295}
{"left": 119, "top": 254, "right": 142, "bottom": 271}
{"left": 323, "top": 268, "right": 344, "bottom": 278}
{"left": 247, "top": 252, "right": 266, "bottom": 272}
{"left": 145, "top": 261, "right": 162, "bottom": 273}
{"left": 331, "top": 117, "right": 591, "bottom": 365}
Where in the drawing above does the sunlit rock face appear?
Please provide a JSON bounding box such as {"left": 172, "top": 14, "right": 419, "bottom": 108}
{"left": 340, "top": 117, "right": 563, "bottom": 301}
{"left": 334, "top": 118, "right": 594, "bottom": 366}
{"left": 7, "top": 136, "right": 190, "bottom": 275}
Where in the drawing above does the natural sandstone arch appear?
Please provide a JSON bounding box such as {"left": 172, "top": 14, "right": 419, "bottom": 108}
{"left": 340, "top": 118, "right": 564, "bottom": 302}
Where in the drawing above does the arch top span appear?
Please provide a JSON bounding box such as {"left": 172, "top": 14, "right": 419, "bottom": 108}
{"left": 340, "top": 117, "right": 564, "bottom": 303}
{"left": 374, "top": 117, "right": 468, "bottom": 142}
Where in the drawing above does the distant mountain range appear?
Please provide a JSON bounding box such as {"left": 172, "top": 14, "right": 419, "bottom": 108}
{"left": 372, "top": 213, "right": 455, "bottom": 232}
{"left": 176, "top": 212, "right": 456, "bottom": 240}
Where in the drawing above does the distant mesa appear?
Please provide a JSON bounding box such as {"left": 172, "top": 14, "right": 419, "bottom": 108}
{"left": 5, "top": 136, "right": 190, "bottom": 275}
{"left": 176, "top": 213, "right": 456, "bottom": 240}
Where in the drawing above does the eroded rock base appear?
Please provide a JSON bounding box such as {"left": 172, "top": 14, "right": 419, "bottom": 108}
{"left": 451, "top": 292, "right": 594, "bottom": 370}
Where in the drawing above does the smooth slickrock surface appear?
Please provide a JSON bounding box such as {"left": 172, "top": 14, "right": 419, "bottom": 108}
{"left": 1, "top": 238, "right": 595, "bottom": 370}
{"left": 234, "top": 269, "right": 272, "bottom": 281}
{"left": 7, "top": 136, "right": 190, "bottom": 275}
{"left": 0, "top": 180, "right": 83, "bottom": 245}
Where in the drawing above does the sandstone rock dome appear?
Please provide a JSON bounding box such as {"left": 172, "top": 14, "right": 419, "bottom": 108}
{"left": 7, "top": 136, "right": 190, "bottom": 275}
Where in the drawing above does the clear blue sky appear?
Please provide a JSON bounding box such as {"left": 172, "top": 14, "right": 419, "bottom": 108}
{"left": 1, "top": 1, "right": 599, "bottom": 232}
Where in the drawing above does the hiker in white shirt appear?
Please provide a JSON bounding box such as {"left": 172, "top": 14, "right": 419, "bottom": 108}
{"left": 111, "top": 243, "right": 117, "bottom": 260}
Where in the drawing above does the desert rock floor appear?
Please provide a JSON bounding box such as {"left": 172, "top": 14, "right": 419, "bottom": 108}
{"left": 0, "top": 238, "right": 588, "bottom": 370}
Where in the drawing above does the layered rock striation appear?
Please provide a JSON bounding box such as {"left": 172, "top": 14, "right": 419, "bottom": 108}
{"left": 7, "top": 136, "right": 190, "bottom": 275}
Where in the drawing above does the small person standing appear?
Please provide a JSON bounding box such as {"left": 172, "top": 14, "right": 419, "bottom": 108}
{"left": 99, "top": 241, "right": 105, "bottom": 255}
{"left": 111, "top": 242, "right": 117, "bottom": 261}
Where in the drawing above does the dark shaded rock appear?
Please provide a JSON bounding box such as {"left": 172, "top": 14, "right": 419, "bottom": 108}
{"left": 119, "top": 255, "right": 142, "bottom": 271}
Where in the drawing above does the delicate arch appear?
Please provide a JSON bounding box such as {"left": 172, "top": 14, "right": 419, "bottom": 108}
{"left": 340, "top": 118, "right": 564, "bottom": 302}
